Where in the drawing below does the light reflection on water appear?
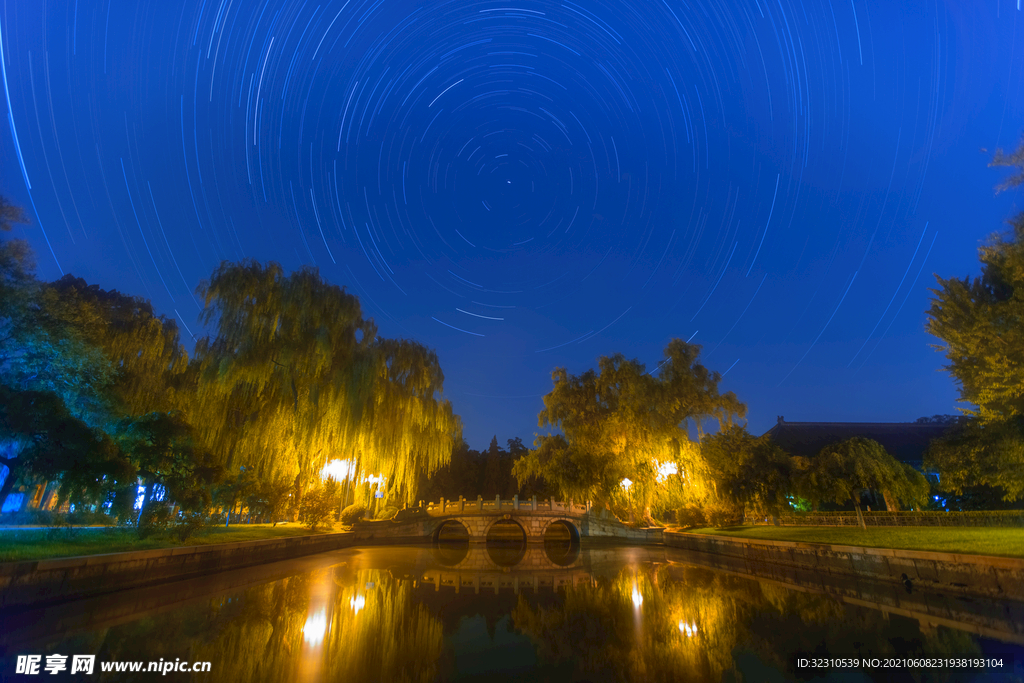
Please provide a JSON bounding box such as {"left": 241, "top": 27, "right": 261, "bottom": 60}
{"left": 2, "top": 542, "right": 1023, "bottom": 682}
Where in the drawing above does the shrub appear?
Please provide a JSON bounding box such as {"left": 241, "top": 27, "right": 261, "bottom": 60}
{"left": 173, "top": 511, "right": 208, "bottom": 543}
{"left": 45, "top": 513, "right": 78, "bottom": 540}
{"left": 375, "top": 505, "right": 398, "bottom": 520}
{"left": 137, "top": 504, "right": 172, "bottom": 539}
{"left": 341, "top": 504, "right": 368, "bottom": 526}
{"left": 300, "top": 480, "right": 341, "bottom": 531}
{"left": 705, "top": 501, "right": 744, "bottom": 528}
{"left": 675, "top": 505, "right": 706, "bottom": 528}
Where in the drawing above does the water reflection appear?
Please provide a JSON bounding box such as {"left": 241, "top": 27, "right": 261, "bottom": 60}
{"left": 432, "top": 540, "right": 470, "bottom": 567}
{"left": 2, "top": 545, "right": 1021, "bottom": 682}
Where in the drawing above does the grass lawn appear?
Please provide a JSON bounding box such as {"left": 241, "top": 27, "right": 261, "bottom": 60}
{"left": 677, "top": 525, "right": 1024, "bottom": 559}
{"left": 0, "top": 524, "right": 343, "bottom": 563}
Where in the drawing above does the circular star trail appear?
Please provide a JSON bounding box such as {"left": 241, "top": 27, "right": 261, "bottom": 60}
{"left": 2, "top": 0, "right": 1024, "bottom": 446}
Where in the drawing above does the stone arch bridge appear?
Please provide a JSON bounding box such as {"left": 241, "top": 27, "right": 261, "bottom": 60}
{"left": 351, "top": 495, "right": 663, "bottom": 544}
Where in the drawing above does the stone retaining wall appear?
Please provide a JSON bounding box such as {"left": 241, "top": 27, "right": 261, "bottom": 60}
{"left": 665, "top": 531, "right": 1024, "bottom": 601}
{"left": 0, "top": 532, "right": 355, "bottom": 609}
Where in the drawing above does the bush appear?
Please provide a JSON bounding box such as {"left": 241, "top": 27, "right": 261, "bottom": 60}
{"left": 341, "top": 504, "right": 367, "bottom": 525}
{"left": 675, "top": 505, "right": 706, "bottom": 528}
{"left": 300, "top": 480, "right": 341, "bottom": 531}
{"left": 45, "top": 513, "right": 79, "bottom": 540}
{"left": 137, "top": 504, "right": 173, "bottom": 539}
{"left": 173, "top": 511, "right": 208, "bottom": 543}
{"left": 375, "top": 504, "right": 399, "bottom": 520}
{"left": 705, "top": 501, "right": 744, "bottom": 528}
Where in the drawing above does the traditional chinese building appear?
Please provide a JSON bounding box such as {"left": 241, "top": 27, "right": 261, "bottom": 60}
{"left": 761, "top": 416, "right": 949, "bottom": 471}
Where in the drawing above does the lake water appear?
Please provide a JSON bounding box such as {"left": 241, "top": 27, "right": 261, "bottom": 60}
{"left": 2, "top": 541, "right": 1023, "bottom": 682}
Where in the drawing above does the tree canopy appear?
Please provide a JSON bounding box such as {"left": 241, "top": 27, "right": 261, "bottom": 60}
{"left": 513, "top": 339, "right": 745, "bottom": 520}
{"left": 0, "top": 213, "right": 460, "bottom": 522}
{"left": 191, "top": 260, "right": 459, "bottom": 510}
{"left": 796, "top": 437, "right": 929, "bottom": 514}
{"left": 700, "top": 425, "right": 802, "bottom": 518}
{"left": 926, "top": 136, "right": 1024, "bottom": 499}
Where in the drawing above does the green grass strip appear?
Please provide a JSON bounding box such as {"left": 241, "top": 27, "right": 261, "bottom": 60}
{"left": 0, "top": 524, "right": 340, "bottom": 563}
{"left": 679, "top": 525, "right": 1024, "bottom": 559}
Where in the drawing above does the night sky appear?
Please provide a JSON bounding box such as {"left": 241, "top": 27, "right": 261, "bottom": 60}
{"left": 2, "top": 1, "right": 1023, "bottom": 450}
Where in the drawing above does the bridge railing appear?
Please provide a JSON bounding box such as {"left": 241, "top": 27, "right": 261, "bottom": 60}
{"left": 421, "top": 495, "right": 590, "bottom": 516}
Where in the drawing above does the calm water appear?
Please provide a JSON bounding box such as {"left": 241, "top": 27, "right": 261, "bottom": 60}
{"left": 2, "top": 542, "right": 1023, "bottom": 682}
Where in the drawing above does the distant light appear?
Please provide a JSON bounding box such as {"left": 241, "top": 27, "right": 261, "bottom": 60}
{"left": 621, "top": 478, "right": 633, "bottom": 491}
{"left": 303, "top": 610, "right": 328, "bottom": 646}
{"left": 678, "top": 620, "right": 698, "bottom": 637}
{"left": 350, "top": 594, "right": 365, "bottom": 614}
{"left": 631, "top": 584, "right": 643, "bottom": 608}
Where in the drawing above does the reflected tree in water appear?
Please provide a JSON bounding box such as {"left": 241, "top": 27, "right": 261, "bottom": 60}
{"left": 322, "top": 569, "right": 444, "bottom": 683}
{"left": 510, "top": 563, "right": 986, "bottom": 683}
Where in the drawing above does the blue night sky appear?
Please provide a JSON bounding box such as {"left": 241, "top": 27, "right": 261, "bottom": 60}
{"left": 1, "top": 0, "right": 1023, "bottom": 451}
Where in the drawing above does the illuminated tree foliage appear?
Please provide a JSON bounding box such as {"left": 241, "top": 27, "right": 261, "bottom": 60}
{"left": 700, "top": 424, "right": 803, "bottom": 519}
{"left": 926, "top": 137, "right": 1024, "bottom": 500}
{"left": 1, "top": 204, "right": 459, "bottom": 518}
{"left": 514, "top": 339, "right": 745, "bottom": 520}
{"left": 193, "top": 260, "right": 459, "bottom": 510}
{"left": 796, "top": 437, "right": 930, "bottom": 520}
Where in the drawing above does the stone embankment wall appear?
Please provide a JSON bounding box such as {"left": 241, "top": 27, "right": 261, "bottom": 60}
{"left": 0, "top": 532, "right": 355, "bottom": 609}
{"left": 579, "top": 514, "right": 663, "bottom": 543}
{"left": 665, "top": 531, "right": 1024, "bottom": 601}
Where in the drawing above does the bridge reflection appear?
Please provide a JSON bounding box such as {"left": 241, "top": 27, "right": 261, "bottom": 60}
{"left": 420, "top": 540, "right": 586, "bottom": 593}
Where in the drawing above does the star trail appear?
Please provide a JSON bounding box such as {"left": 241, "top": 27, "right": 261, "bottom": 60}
{"left": 2, "top": 0, "right": 1023, "bottom": 448}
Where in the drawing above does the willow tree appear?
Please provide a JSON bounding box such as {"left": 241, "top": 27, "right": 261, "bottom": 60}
{"left": 515, "top": 339, "right": 745, "bottom": 522}
{"left": 355, "top": 338, "right": 460, "bottom": 508}
{"left": 193, "top": 260, "right": 458, "bottom": 512}
{"left": 194, "top": 261, "right": 377, "bottom": 503}
{"left": 796, "top": 437, "right": 930, "bottom": 526}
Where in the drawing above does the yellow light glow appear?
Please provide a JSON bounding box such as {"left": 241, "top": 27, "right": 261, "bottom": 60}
{"left": 303, "top": 609, "right": 328, "bottom": 646}
{"left": 621, "top": 478, "right": 633, "bottom": 491}
{"left": 631, "top": 584, "right": 643, "bottom": 608}
{"left": 655, "top": 461, "right": 678, "bottom": 482}
{"left": 678, "top": 619, "right": 698, "bottom": 637}
{"left": 320, "top": 459, "right": 356, "bottom": 482}
{"left": 350, "top": 594, "right": 365, "bottom": 614}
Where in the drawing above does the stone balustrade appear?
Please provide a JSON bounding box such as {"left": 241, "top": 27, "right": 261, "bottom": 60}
{"left": 420, "top": 495, "right": 591, "bottom": 516}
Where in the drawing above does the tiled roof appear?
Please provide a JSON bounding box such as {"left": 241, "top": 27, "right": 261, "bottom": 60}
{"left": 761, "top": 419, "right": 949, "bottom": 467}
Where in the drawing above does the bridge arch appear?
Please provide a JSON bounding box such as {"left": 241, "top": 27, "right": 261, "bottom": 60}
{"left": 483, "top": 516, "right": 528, "bottom": 542}
{"left": 543, "top": 517, "right": 581, "bottom": 544}
{"left": 432, "top": 518, "right": 470, "bottom": 544}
